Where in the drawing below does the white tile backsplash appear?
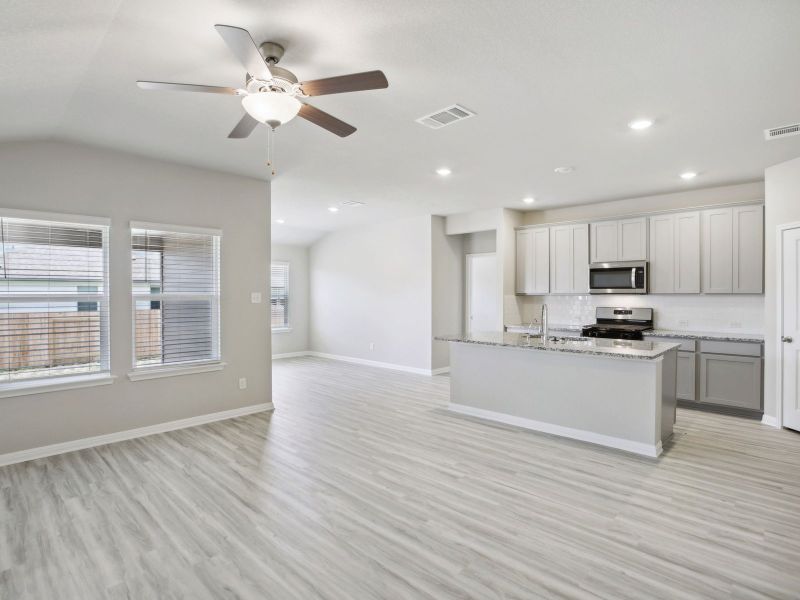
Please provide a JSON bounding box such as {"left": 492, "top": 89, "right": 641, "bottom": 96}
{"left": 516, "top": 294, "right": 764, "bottom": 333}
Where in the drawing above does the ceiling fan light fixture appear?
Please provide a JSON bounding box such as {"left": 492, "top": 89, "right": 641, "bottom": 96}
{"left": 242, "top": 92, "right": 301, "bottom": 128}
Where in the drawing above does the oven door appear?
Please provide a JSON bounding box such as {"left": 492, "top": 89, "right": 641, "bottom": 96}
{"left": 589, "top": 262, "right": 648, "bottom": 294}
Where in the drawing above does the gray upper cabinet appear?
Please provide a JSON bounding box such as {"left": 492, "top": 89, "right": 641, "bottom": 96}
{"left": 702, "top": 205, "right": 763, "bottom": 294}
{"left": 732, "top": 205, "right": 764, "bottom": 293}
{"left": 590, "top": 220, "right": 619, "bottom": 263}
{"left": 516, "top": 227, "right": 549, "bottom": 295}
{"left": 590, "top": 218, "right": 647, "bottom": 263}
{"left": 618, "top": 217, "right": 648, "bottom": 261}
{"left": 549, "top": 223, "right": 589, "bottom": 294}
{"left": 648, "top": 212, "right": 700, "bottom": 294}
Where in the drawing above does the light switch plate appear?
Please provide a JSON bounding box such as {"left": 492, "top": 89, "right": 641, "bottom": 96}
{"left": 238, "top": 377, "right": 247, "bottom": 390}
{"left": 250, "top": 292, "right": 262, "bottom": 304}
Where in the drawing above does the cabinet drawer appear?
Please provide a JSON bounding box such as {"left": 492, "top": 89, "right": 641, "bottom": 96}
{"left": 699, "top": 353, "right": 762, "bottom": 410}
{"left": 656, "top": 337, "right": 696, "bottom": 352}
{"left": 699, "top": 340, "right": 762, "bottom": 357}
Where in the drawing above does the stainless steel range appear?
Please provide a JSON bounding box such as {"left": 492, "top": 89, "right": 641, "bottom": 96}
{"left": 581, "top": 307, "right": 653, "bottom": 341}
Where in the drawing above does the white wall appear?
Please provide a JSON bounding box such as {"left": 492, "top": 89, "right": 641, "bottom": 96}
{"left": 309, "top": 215, "right": 433, "bottom": 370}
{"left": 0, "top": 141, "right": 271, "bottom": 455}
{"left": 522, "top": 182, "right": 764, "bottom": 225}
{"left": 271, "top": 243, "right": 309, "bottom": 356}
{"left": 517, "top": 294, "right": 764, "bottom": 333}
{"left": 764, "top": 156, "right": 800, "bottom": 420}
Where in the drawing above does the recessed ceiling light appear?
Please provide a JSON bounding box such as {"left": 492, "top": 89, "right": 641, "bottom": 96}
{"left": 274, "top": 219, "right": 285, "bottom": 224}
{"left": 436, "top": 167, "right": 452, "bottom": 176}
{"left": 328, "top": 206, "right": 339, "bottom": 213}
{"left": 522, "top": 197, "right": 535, "bottom": 205}
{"left": 628, "top": 118, "right": 654, "bottom": 130}
{"left": 680, "top": 171, "right": 698, "bottom": 180}
{"left": 554, "top": 166, "right": 574, "bottom": 174}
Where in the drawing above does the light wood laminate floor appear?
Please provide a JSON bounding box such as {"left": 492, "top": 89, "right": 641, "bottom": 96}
{"left": 2, "top": 356, "right": 800, "bottom": 599}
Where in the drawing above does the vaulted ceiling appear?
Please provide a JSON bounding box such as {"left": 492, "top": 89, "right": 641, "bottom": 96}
{"left": 3, "top": 0, "right": 800, "bottom": 244}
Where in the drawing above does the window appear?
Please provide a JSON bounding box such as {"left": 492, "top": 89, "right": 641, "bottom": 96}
{"left": 0, "top": 213, "right": 110, "bottom": 385}
{"left": 131, "top": 223, "right": 221, "bottom": 371}
{"left": 271, "top": 262, "right": 289, "bottom": 330}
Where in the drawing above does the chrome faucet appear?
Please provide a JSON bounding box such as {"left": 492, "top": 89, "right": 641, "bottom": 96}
{"left": 541, "top": 303, "right": 549, "bottom": 341}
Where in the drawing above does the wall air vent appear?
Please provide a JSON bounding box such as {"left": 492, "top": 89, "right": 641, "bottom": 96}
{"left": 416, "top": 104, "right": 476, "bottom": 129}
{"left": 764, "top": 123, "right": 800, "bottom": 141}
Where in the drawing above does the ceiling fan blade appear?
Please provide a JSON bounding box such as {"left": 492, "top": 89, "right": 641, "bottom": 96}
{"left": 299, "top": 70, "right": 388, "bottom": 96}
{"left": 214, "top": 24, "right": 272, "bottom": 81}
{"left": 136, "top": 81, "right": 240, "bottom": 95}
{"left": 228, "top": 113, "right": 260, "bottom": 139}
{"left": 298, "top": 104, "right": 356, "bottom": 137}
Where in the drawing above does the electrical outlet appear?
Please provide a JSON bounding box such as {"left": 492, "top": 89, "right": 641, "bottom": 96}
{"left": 369, "top": 342, "right": 375, "bottom": 351}
{"left": 238, "top": 377, "right": 247, "bottom": 390}
{"left": 250, "top": 292, "right": 262, "bottom": 304}
{"left": 678, "top": 320, "right": 689, "bottom": 327}
{"left": 730, "top": 321, "right": 742, "bottom": 329}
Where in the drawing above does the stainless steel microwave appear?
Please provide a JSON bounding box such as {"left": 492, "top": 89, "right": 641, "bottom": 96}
{"left": 588, "top": 261, "right": 648, "bottom": 294}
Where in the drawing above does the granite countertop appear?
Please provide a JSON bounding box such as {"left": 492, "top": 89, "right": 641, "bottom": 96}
{"left": 505, "top": 324, "right": 764, "bottom": 343}
{"left": 437, "top": 332, "right": 681, "bottom": 360}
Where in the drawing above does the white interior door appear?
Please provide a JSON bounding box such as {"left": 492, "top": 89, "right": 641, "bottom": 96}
{"left": 466, "top": 253, "right": 498, "bottom": 334}
{"left": 781, "top": 227, "right": 800, "bottom": 431}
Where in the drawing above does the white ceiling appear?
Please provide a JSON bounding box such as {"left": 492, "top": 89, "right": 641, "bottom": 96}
{"left": 3, "top": 0, "right": 800, "bottom": 245}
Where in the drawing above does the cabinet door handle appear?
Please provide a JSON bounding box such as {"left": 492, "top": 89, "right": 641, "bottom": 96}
{"left": 782, "top": 336, "right": 793, "bottom": 343}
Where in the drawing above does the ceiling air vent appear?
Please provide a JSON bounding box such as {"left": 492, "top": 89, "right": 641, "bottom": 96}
{"left": 416, "top": 104, "right": 476, "bottom": 129}
{"left": 764, "top": 123, "right": 800, "bottom": 141}
{"left": 341, "top": 200, "right": 365, "bottom": 207}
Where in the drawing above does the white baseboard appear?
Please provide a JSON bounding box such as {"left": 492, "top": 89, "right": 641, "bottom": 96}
{"left": 272, "top": 351, "right": 311, "bottom": 359}
{"left": 447, "top": 402, "right": 662, "bottom": 458}
{"left": 761, "top": 414, "right": 779, "bottom": 428}
{"left": 0, "top": 402, "right": 274, "bottom": 468}
{"left": 307, "top": 351, "right": 436, "bottom": 375}
{"left": 431, "top": 366, "right": 451, "bottom": 375}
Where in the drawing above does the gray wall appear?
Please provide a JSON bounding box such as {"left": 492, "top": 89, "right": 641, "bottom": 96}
{"left": 431, "top": 216, "right": 463, "bottom": 370}
{"left": 271, "top": 243, "right": 309, "bottom": 356}
{"left": 765, "top": 155, "right": 800, "bottom": 420}
{"left": 0, "top": 141, "right": 271, "bottom": 455}
{"left": 309, "top": 215, "right": 433, "bottom": 370}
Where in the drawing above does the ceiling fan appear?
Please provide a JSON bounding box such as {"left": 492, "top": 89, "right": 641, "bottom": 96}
{"left": 137, "top": 24, "right": 388, "bottom": 138}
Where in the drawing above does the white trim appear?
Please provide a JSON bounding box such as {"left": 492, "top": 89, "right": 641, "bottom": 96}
{"left": 761, "top": 414, "right": 779, "bottom": 428}
{"left": 773, "top": 221, "right": 800, "bottom": 429}
{"left": 0, "top": 402, "right": 273, "bottom": 467}
{"left": 431, "top": 366, "right": 451, "bottom": 375}
{"left": 307, "top": 351, "right": 434, "bottom": 375}
{"left": 130, "top": 221, "right": 222, "bottom": 236}
{"left": 127, "top": 361, "right": 226, "bottom": 381}
{"left": 447, "top": 402, "right": 662, "bottom": 458}
{"left": 271, "top": 327, "right": 293, "bottom": 333}
{"left": 0, "top": 373, "right": 115, "bottom": 399}
{"left": 272, "top": 351, "right": 310, "bottom": 359}
{"left": 0, "top": 207, "right": 111, "bottom": 227}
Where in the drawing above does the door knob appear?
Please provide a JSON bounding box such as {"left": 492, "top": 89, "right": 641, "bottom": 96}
{"left": 782, "top": 336, "right": 793, "bottom": 343}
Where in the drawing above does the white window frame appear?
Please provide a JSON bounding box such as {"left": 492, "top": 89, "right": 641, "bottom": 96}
{"left": 0, "top": 209, "right": 114, "bottom": 397}
{"left": 271, "top": 261, "right": 291, "bottom": 333}
{"left": 128, "top": 221, "right": 224, "bottom": 381}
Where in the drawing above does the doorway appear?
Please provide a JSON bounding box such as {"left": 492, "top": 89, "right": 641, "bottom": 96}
{"left": 780, "top": 225, "right": 800, "bottom": 431}
{"left": 465, "top": 253, "right": 499, "bottom": 334}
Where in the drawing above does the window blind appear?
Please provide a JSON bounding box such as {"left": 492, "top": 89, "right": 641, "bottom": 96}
{"left": 0, "top": 216, "right": 110, "bottom": 383}
{"left": 271, "top": 262, "right": 289, "bottom": 329}
{"left": 131, "top": 225, "right": 221, "bottom": 368}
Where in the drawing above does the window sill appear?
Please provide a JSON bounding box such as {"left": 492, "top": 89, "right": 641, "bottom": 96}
{"left": 272, "top": 327, "right": 293, "bottom": 333}
{"left": 127, "top": 361, "right": 226, "bottom": 382}
{"left": 0, "top": 373, "right": 116, "bottom": 399}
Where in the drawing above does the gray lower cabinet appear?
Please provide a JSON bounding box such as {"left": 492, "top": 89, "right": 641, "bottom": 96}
{"left": 699, "top": 353, "right": 762, "bottom": 411}
{"left": 676, "top": 351, "right": 696, "bottom": 401}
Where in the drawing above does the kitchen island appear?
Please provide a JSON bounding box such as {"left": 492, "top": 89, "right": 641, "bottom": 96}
{"left": 437, "top": 332, "right": 680, "bottom": 457}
